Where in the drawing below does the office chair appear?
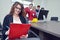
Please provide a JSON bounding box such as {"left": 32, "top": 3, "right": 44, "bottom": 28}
{"left": 24, "top": 30, "right": 40, "bottom": 40}
{"left": 51, "top": 17, "right": 58, "bottom": 21}
{"left": 0, "top": 22, "right": 2, "bottom": 39}
{"left": 28, "top": 30, "right": 40, "bottom": 38}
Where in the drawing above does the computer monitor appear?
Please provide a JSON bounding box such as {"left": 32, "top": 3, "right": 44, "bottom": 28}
{"left": 38, "top": 10, "right": 49, "bottom": 20}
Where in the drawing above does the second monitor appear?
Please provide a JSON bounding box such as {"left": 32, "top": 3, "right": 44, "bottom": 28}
{"left": 38, "top": 10, "right": 49, "bottom": 20}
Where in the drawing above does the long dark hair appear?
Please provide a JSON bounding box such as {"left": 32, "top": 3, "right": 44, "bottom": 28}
{"left": 9, "top": 1, "right": 26, "bottom": 17}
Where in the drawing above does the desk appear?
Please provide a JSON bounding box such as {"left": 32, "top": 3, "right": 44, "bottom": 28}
{"left": 31, "top": 21, "right": 60, "bottom": 38}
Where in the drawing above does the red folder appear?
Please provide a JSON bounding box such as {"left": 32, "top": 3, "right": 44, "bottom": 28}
{"left": 9, "top": 24, "right": 31, "bottom": 39}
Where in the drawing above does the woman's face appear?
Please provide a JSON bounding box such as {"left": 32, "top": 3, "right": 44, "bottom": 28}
{"left": 14, "top": 4, "right": 21, "bottom": 15}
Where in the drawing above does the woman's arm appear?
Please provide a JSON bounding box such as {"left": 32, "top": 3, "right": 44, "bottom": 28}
{"left": 3, "top": 15, "right": 9, "bottom": 33}
{"left": 2, "top": 15, "right": 10, "bottom": 40}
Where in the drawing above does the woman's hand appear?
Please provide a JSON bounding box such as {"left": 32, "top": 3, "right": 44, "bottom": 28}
{"left": 20, "top": 34, "right": 28, "bottom": 38}
{"left": 5, "top": 29, "right": 10, "bottom": 35}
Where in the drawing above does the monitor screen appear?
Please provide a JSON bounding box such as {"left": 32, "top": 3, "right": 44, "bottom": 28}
{"left": 38, "top": 10, "right": 49, "bottom": 20}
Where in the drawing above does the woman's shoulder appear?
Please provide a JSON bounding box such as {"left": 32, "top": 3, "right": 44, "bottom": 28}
{"left": 20, "top": 15, "right": 26, "bottom": 23}
{"left": 20, "top": 15, "right": 26, "bottom": 20}
{"left": 4, "top": 14, "right": 12, "bottom": 18}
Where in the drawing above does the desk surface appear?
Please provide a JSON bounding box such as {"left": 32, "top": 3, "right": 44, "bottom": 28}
{"left": 31, "top": 21, "right": 60, "bottom": 37}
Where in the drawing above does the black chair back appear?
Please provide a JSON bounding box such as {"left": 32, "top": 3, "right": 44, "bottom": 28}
{"left": 51, "top": 17, "right": 58, "bottom": 21}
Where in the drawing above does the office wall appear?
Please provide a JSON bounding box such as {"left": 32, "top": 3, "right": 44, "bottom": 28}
{"left": 33, "top": 0, "right": 42, "bottom": 7}
{"left": 33, "top": 0, "right": 60, "bottom": 21}
{"left": 0, "top": 0, "right": 12, "bottom": 24}
{"left": 46, "top": 0, "right": 60, "bottom": 21}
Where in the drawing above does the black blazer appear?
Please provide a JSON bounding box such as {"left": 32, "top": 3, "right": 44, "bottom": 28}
{"left": 2, "top": 14, "right": 26, "bottom": 40}
{"left": 38, "top": 10, "right": 44, "bottom": 20}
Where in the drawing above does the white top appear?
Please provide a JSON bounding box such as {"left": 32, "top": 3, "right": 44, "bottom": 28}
{"left": 36, "top": 10, "right": 40, "bottom": 18}
{"left": 13, "top": 16, "right": 22, "bottom": 24}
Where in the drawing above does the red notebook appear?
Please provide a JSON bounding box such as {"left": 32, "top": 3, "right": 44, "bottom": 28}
{"left": 9, "top": 24, "right": 31, "bottom": 39}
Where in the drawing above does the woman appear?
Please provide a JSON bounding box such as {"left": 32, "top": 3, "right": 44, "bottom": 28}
{"left": 2, "top": 2, "right": 28, "bottom": 40}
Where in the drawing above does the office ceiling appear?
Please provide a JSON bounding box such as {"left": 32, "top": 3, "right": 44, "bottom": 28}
{"left": 23, "top": 0, "right": 33, "bottom": 2}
